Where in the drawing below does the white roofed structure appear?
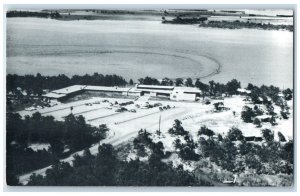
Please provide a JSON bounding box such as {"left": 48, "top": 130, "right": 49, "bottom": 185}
{"left": 43, "top": 84, "right": 202, "bottom": 102}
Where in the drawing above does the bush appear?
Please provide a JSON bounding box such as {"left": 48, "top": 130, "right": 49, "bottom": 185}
{"left": 261, "top": 129, "right": 274, "bottom": 142}
{"left": 178, "top": 145, "right": 200, "bottom": 161}
{"left": 281, "top": 111, "right": 289, "bottom": 119}
{"left": 198, "top": 126, "right": 215, "bottom": 137}
{"left": 278, "top": 131, "right": 286, "bottom": 142}
{"left": 226, "top": 79, "right": 241, "bottom": 95}
{"left": 168, "top": 119, "right": 188, "bottom": 136}
{"left": 283, "top": 88, "right": 293, "bottom": 100}
{"left": 227, "top": 127, "right": 244, "bottom": 141}
{"left": 253, "top": 118, "right": 262, "bottom": 128}
{"left": 241, "top": 106, "right": 255, "bottom": 123}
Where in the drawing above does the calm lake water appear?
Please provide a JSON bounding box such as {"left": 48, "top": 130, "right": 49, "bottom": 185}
{"left": 6, "top": 17, "right": 293, "bottom": 88}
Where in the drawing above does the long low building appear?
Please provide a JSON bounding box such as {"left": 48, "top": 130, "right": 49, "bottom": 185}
{"left": 43, "top": 85, "right": 86, "bottom": 102}
{"left": 43, "top": 85, "right": 132, "bottom": 102}
{"left": 43, "top": 84, "right": 202, "bottom": 102}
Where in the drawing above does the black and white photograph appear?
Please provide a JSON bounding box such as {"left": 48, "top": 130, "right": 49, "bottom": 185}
{"left": 4, "top": 3, "right": 295, "bottom": 188}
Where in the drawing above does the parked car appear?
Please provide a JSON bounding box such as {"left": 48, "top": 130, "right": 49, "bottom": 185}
{"left": 25, "top": 107, "right": 37, "bottom": 111}
{"left": 49, "top": 102, "right": 58, "bottom": 107}
{"left": 102, "top": 99, "right": 109, "bottom": 103}
{"left": 154, "top": 103, "right": 162, "bottom": 107}
{"left": 115, "top": 109, "right": 122, "bottom": 112}
{"left": 93, "top": 101, "right": 101, "bottom": 104}
{"left": 130, "top": 109, "right": 136, "bottom": 113}
{"left": 120, "top": 107, "right": 128, "bottom": 112}
{"left": 115, "top": 107, "right": 128, "bottom": 112}
{"left": 166, "top": 105, "right": 171, "bottom": 109}
{"left": 159, "top": 107, "right": 163, "bottom": 111}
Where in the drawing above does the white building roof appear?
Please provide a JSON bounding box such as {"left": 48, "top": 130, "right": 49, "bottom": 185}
{"left": 237, "top": 88, "right": 251, "bottom": 94}
{"left": 85, "top": 86, "right": 131, "bottom": 92}
{"left": 52, "top": 85, "right": 86, "bottom": 95}
{"left": 137, "top": 84, "right": 175, "bottom": 90}
{"left": 43, "top": 85, "right": 131, "bottom": 99}
{"left": 256, "top": 115, "right": 272, "bottom": 120}
{"left": 43, "top": 92, "right": 66, "bottom": 99}
{"left": 173, "top": 87, "right": 201, "bottom": 93}
{"left": 128, "top": 88, "right": 142, "bottom": 93}
{"left": 43, "top": 84, "right": 202, "bottom": 100}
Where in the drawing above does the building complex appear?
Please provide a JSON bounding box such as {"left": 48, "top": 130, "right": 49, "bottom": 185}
{"left": 43, "top": 84, "right": 202, "bottom": 102}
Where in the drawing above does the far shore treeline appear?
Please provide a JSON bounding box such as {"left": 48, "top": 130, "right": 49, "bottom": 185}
{"left": 6, "top": 10, "right": 62, "bottom": 19}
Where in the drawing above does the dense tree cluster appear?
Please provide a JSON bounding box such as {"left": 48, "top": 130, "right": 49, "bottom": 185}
{"left": 198, "top": 126, "right": 215, "bottom": 138}
{"left": 138, "top": 77, "right": 160, "bottom": 85}
{"left": 174, "top": 135, "right": 200, "bottom": 161}
{"left": 227, "top": 127, "right": 244, "bottom": 141}
{"left": 198, "top": 20, "right": 293, "bottom": 32}
{"left": 198, "top": 126, "right": 293, "bottom": 174}
{"left": 161, "top": 77, "right": 174, "bottom": 86}
{"left": 7, "top": 73, "right": 128, "bottom": 96}
{"left": 241, "top": 106, "right": 257, "bottom": 123}
{"left": 282, "top": 88, "right": 293, "bottom": 101}
{"left": 26, "top": 144, "right": 211, "bottom": 186}
{"left": 195, "top": 79, "right": 209, "bottom": 94}
{"left": 7, "top": 10, "right": 62, "bottom": 19}
{"left": 137, "top": 77, "right": 241, "bottom": 97}
{"left": 247, "top": 83, "right": 291, "bottom": 107}
{"left": 133, "top": 129, "right": 170, "bottom": 158}
{"left": 168, "top": 119, "right": 188, "bottom": 136}
{"left": 196, "top": 79, "right": 240, "bottom": 97}
{"left": 242, "top": 83, "right": 292, "bottom": 125}
{"left": 6, "top": 112, "right": 108, "bottom": 184}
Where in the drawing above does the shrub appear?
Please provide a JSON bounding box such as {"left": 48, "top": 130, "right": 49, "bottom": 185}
{"left": 253, "top": 118, "right": 262, "bottom": 128}
{"left": 278, "top": 131, "right": 286, "bottom": 142}
{"left": 198, "top": 126, "right": 215, "bottom": 138}
{"left": 168, "top": 119, "right": 188, "bottom": 136}
{"left": 241, "top": 106, "right": 255, "bottom": 123}
{"left": 178, "top": 145, "right": 200, "bottom": 161}
{"left": 227, "top": 127, "right": 244, "bottom": 141}
{"left": 281, "top": 111, "right": 289, "bottom": 119}
{"left": 261, "top": 129, "right": 274, "bottom": 142}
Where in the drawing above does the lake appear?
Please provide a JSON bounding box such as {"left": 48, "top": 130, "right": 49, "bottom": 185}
{"left": 6, "top": 17, "right": 293, "bottom": 88}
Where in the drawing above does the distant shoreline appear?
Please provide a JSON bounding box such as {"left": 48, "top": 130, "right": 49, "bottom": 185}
{"left": 198, "top": 20, "right": 293, "bottom": 32}
{"left": 6, "top": 10, "right": 294, "bottom": 33}
{"left": 162, "top": 16, "right": 293, "bottom": 32}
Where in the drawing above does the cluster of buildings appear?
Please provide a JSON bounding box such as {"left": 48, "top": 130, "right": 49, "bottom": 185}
{"left": 43, "top": 84, "right": 202, "bottom": 102}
